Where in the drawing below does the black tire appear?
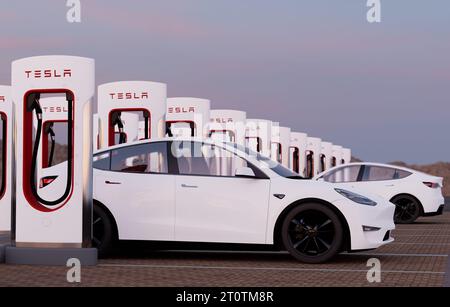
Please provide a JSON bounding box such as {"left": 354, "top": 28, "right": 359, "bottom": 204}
{"left": 93, "top": 205, "right": 115, "bottom": 258}
{"left": 281, "top": 203, "right": 343, "bottom": 264}
{"left": 392, "top": 195, "right": 421, "bottom": 224}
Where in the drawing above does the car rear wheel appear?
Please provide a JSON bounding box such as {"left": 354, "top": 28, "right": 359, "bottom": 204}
{"left": 281, "top": 203, "right": 343, "bottom": 264}
{"left": 392, "top": 195, "right": 421, "bottom": 224}
{"left": 93, "top": 205, "right": 115, "bottom": 258}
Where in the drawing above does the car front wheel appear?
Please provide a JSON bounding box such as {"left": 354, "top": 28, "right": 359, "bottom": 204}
{"left": 281, "top": 203, "right": 343, "bottom": 264}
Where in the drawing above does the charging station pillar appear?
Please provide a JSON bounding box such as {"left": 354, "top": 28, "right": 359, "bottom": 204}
{"left": 209, "top": 109, "right": 247, "bottom": 145}
{"left": 245, "top": 119, "right": 273, "bottom": 158}
{"left": 97, "top": 81, "right": 167, "bottom": 149}
{"left": 166, "top": 97, "right": 211, "bottom": 138}
{"left": 290, "top": 132, "right": 308, "bottom": 177}
{"left": 7, "top": 55, "right": 97, "bottom": 266}
{"left": 0, "top": 86, "right": 12, "bottom": 262}
{"left": 271, "top": 125, "right": 291, "bottom": 168}
{"left": 0, "top": 86, "right": 12, "bottom": 234}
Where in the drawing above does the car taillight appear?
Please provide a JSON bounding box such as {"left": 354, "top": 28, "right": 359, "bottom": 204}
{"left": 423, "top": 182, "right": 440, "bottom": 189}
{"left": 39, "top": 176, "right": 57, "bottom": 188}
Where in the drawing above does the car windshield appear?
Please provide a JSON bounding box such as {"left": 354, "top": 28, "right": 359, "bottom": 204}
{"left": 224, "top": 142, "right": 304, "bottom": 179}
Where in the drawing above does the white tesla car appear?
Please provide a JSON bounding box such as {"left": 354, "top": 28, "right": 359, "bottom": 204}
{"left": 314, "top": 162, "right": 445, "bottom": 224}
{"left": 92, "top": 139, "right": 395, "bottom": 263}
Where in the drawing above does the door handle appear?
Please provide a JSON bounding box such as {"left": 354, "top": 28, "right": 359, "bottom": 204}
{"left": 385, "top": 184, "right": 394, "bottom": 187}
{"left": 105, "top": 180, "right": 122, "bottom": 185}
{"left": 181, "top": 184, "right": 198, "bottom": 189}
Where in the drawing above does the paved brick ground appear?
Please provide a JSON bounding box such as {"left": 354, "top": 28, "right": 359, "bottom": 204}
{"left": 0, "top": 213, "right": 449, "bottom": 287}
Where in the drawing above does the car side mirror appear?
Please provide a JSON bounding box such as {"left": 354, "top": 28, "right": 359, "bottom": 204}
{"left": 235, "top": 167, "right": 256, "bottom": 178}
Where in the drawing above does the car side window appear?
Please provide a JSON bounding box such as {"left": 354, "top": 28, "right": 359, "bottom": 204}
{"left": 172, "top": 141, "right": 250, "bottom": 177}
{"left": 394, "top": 169, "right": 412, "bottom": 179}
{"left": 322, "top": 165, "right": 361, "bottom": 183}
{"left": 110, "top": 142, "right": 168, "bottom": 174}
{"left": 93, "top": 152, "right": 111, "bottom": 170}
{"left": 362, "top": 166, "right": 396, "bottom": 181}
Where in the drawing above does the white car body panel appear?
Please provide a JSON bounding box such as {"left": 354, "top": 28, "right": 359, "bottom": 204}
{"left": 94, "top": 168, "right": 176, "bottom": 241}
{"left": 174, "top": 175, "right": 270, "bottom": 244}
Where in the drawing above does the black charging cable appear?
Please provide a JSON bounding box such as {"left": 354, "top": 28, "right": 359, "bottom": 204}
{"left": 28, "top": 92, "right": 73, "bottom": 206}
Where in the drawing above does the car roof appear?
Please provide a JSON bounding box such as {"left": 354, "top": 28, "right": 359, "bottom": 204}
{"left": 328, "top": 162, "right": 441, "bottom": 179}
{"left": 334, "top": 162, "right": 415, "bottom": 172}
{"left": 94, "top": 137, "right": 236, "bottom": 155}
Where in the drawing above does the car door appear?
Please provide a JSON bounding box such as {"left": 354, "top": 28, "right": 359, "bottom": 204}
{"left": 172, "top": 141, "right": 271, "bottom": 244}
{"left": 93, "top": 142, "right": 176, "bottom": 241}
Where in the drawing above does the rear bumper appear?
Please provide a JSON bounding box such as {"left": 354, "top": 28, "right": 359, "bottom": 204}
{"left": 423, "top": 204, "right": 445, "bottom": 217}
{"left": 422, "top": 195, "right": 445, "bottom": 214}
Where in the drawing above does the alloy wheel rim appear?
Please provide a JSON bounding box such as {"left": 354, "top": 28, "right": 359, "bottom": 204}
{"left": 394, "top": 199, "right": 418, "bottom": 222}
{"left": 288, "top": 210, "right": 335, "bottom": 256}
{"left": 92, "top": 212, "right": 105, "bottom": 248}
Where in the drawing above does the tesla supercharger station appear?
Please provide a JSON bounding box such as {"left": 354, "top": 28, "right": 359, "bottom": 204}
{"left": 209, "top": 109, "right": 247, "bottom": 145}
{"left": 7, "top": 55, "right": 96, "bottom": 265}
{"left": 332, "top": 145, "right": 343, "bottom": 168}
{"left": 98, "top": 81, "right": 167, "bottom": 148}
{"left": 342, "top": 148, "right": 352, "bottom": 164}
{"left": 306, "top": 137, "right": 322, "bottom": 178}
{"left": 245, "top": 119, "right": 273, "bottom": 158}
{"left": 271, "top": 125, "right": 291, "bottom": 168}
{"left": 0, "top": 86, "right": 12, "bottom": 233}
{"left": 289, "top": 132, "right": 307, "bottom": 177}
{"left": 166, "top": 98, "right": 210, "bottom": 138}
{"left": 320, "top": 141, "right": 333, "bottom": 173}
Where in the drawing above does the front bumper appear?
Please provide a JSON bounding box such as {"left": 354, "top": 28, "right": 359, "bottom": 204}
{"left": 332, "top": 199, "right": 396, "bottom": 251}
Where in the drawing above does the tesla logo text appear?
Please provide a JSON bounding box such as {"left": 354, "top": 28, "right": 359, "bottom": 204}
{"left": 25, "top": 69, "right": 72, "bottom": 79}
{"left": 109, "top": 92, "right": 149, "bottom": 100}
{"left": 212, "top": 118, "right": 234, "bottom": 123}
{"left": 42, "top": 106, "right": 68, "bottom": 113}
{"left": 168, "top": 107, "right": 196, "bottom": 114}
{"left": 67, "top": 0, "right": 81, "bottom": 23}
{"left": 0, "top": 96, "right": 4, "bottom": 102}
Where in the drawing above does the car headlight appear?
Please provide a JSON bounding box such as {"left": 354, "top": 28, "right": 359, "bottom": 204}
{"left": 335, "top": 188, "right": 377, "bottom": 206}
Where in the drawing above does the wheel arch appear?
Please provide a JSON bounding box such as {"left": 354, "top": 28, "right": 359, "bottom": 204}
{"left": 93, "top": 199, "right": 119, "bottom": 241}
{"left": 273, "top": 198, "right": 351, "bottom": 252}
{"left": 390, "top": 193, "right": 424, "bottom": 215}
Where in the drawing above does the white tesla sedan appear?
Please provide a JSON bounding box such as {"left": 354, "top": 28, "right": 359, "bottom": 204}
{"left": 314, "top": 162, "right": 445, "bottom": 224}
{"left": 92, "top": 139, "right": 395, "bottom": 263}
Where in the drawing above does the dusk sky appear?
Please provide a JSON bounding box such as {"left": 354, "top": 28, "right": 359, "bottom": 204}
{"left": 1, "top": 0, "right": 449, "bottom": 164}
